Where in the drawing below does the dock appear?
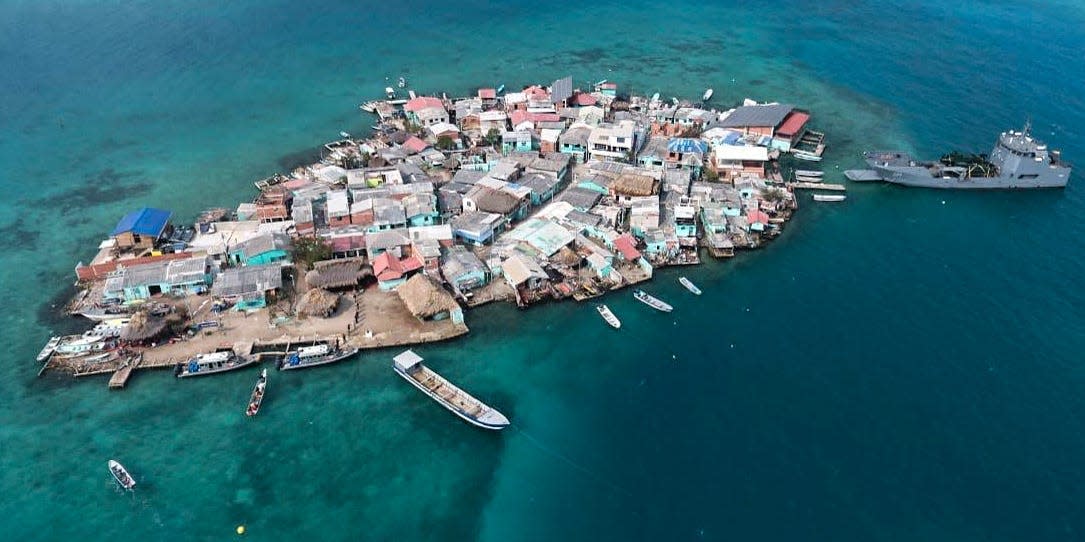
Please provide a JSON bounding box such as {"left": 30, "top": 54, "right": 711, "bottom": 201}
{"left": 790, "top": 182, "right": 846, "bottom": 191}
{"left": 108, "top": 355, "right": 141, "bottom": 389}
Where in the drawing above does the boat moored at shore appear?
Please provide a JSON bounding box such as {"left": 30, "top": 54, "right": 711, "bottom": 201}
{"left": 175, "top": 350, "right": 257, "bottom": 378}
{"left": 634, "top": 289, "right": 674, "bottom": 312}
{"left": 813, "top": 194, "right": 847, "bottom": 202}
{"left": 864, "top": 124, "right": 1072, "bottom": 189}
{"left": 37, "top": 336, "right": 62, "bottom": 362}
{"left": 393, "top": 350, "right": 509, "bottom": 430}
{"left": 277, "top": 343, "right": 359, "bottom": 370}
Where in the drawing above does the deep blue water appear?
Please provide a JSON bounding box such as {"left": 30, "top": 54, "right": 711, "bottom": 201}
{"left": 2, "top": 1, "right": 1085, "bottom": 540}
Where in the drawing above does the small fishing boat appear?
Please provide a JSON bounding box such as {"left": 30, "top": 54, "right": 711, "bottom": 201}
{"left": 795, "top": 169, "right": 823, "bottom": 177}
{"left": 108, "top": 460, "right": 135, "bottom": 490}
{"left": 393, "top": 350, "right": 509, "bottom": 430}
{"left": 650, "top": 92, "right": 660, "bottom": 103}
{"left": 495, "top": 84, "right": 505, "bottom": 94}
{"left": 633, "top": 289, "right": 673, "bottom": 312}
{"left": 813, "top": 194, "right": 847, "bottom": 202}
{"left": 843, "top": 169, "right": 883, "bottom": 182}
{"left": 702, "top": 88, "right": 714, "bottom": 101}
{"left": 385, "top": 86, "right": 396, "bottom": 99}
{"left": 78, "top": 306, "right": 130, "bottom": 321}
{"left": 596, "top": 304, "right": 621, "bottom": 329}
{"left": 397, "top": 76, "right": 406, "bottom": 89}
{"left": 278, "top": 343, "right": 359, "bottom": 370}
{"left": 36, "top": 336, "right": 62, "bottom": 362}
{"left": 678, "top": 277, "right": 702, "bottom": 295}
{"left": 339, "top": 131, "right": 351, "bottom": 139}
{"left": 175, "top": 350, "right": 257, "bottom": 378}
{"left": 55, "top": 335, "right": 106, "bottom": 356}
{"left": 245, "top": 369, "right": 267, "bottom": 417}
{"left": 793, "top": 150, "right": 823, "bottom": 162}
{"left": 795, "top": 175, "right": 823, "bottom": 183}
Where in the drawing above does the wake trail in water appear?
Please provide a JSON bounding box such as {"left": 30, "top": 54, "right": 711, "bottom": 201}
{"left": 511, "top": 424, "right": 636, "bottom": 500}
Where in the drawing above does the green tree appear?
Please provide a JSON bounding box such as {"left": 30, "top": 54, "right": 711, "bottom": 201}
{"left": 761, "top": 187, "right": 786, "bottom": 202}
{"left": 292, "top": 236, "right": 332, "bottom": 269}
{"left": 436, "top": 135, "right": 456, "bottom": 150}
{"left": 484, "top": 127, "right": 501, "bottom": 147}
{"left": 702, "top": 168, "right": 720, "bottom": 182}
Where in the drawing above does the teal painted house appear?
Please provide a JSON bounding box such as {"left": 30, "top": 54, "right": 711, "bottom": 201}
{"left": 103, "top": 256, "right": 211, "bottom": 304}
{"left": 501, "top": 131, "right": 534, "bottom": 155}
{"left": 229, "top": 233, "right": 292, "bottom": 267}
{"left": 211, "top": 264, "right": 284, "bottom": 310}
{"left": 403, "top": 193, "right": 439, "bottom": 227}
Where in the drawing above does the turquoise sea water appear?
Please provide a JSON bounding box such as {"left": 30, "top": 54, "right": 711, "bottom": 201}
{"left": 3, "top": 1, "right": 1085, "bottom": 540}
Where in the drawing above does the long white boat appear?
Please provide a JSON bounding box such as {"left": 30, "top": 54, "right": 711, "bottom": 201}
{"left": 277, "top": 344, "right": 359, "bottom": 370}
{"left": 108, "top": 460, "right": 135, "bottom": 490}
{"left": 793, "top": 150, "right": 823, "bottom": 162}
{"left": 795, "top": 175, "right": 823, "bottom": 183}
{"left": 634, "top": 289, "right": 673, "bottom": 312}
{"left": 678, "top": 277, "right": 702, "bottom": 295}
{"left": 36, "top": 336, "right": 61, "bottom": 362}
{"left": 795, "top": 169, "right": 823, "bottom": 177}
{"left": 812, "top": 194, "right": 847, "bottom": 202}
{"left": 596, "top": 304, "right": 621, "bottom": 329}
{"left": 175, "top": 350, "right": 257, "bottom": 378}
{"left": 393, "top": 350, "right": 509, "bottom": 430}
{"left": 54, "top": 335, "right": 107, "bottom": 356}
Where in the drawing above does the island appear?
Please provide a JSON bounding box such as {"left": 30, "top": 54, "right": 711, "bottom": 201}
{"left": 39, "top": 76, "right": 834, "bottom": 387}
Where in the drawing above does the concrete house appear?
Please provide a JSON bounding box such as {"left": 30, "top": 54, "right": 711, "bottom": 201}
{"left": 211, "top": 264, "right": 284, "bottom": 310}
{"left": 440, "top": 246, "right": 490, "bottom": 293}
{"left": 103, "top": 255, "right": 210, "bottom": 304}
{"left": 228, "top": 233, "right": 292, "bottom": 267}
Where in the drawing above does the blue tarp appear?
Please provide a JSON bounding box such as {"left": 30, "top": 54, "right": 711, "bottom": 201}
{"left": 667, "top": 138, "right": 708, "bottom": 155}
{"left": 111, "top": 207, "right": 173, "bottom": 237}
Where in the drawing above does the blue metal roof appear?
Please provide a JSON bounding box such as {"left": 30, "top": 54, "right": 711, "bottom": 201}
{"left": 111, "top": 207, "right": 172, "bottom": 237}
{"left": 667, "top": 138, "right": 708, "bottom": 154}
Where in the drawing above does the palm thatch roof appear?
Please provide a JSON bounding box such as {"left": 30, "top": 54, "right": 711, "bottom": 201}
{"left": 305, "top": 259, "right": 371, "bottom": 289}
{"left": 397, "top": 274, "right": 459, "bottom": 319}
{"left": 551, "top": 246, "right": 582, "bottom": 266}
{"left": 612, "top": 172, "right": 658, "bottom": 196}
{"left": 120, "top": 311, "right": 169, "bottom": 342}
{"left": 295, "top": 288, "right": 340, "bottom": 318}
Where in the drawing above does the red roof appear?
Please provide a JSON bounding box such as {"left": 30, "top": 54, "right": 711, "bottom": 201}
{"left": 531, "top": 112, "right": 561, "bottom": 123}
{"left": 574, "top": 93, "right": 597, "bottom": 106}
{"left": 330, "top": 235, "right": 366, "bottom": 252}
{"left": 478, "top": 88, "right": 496, "bottom": 99}
{"left": 510, "top": 110, "right": 531, "bottom": 127}
{"left": 614, "top": 234, "right": 642, "bottom": 261}
{"left": 402, "top": 136, "right": 429, "bottom": 154}
{"left": 746, "top": 209, "right": 770, "bottom": 224}
{"left": 404, "top": 97, "right": 444, "bottom": 112}
{"left": 373, "top": 252, "right": 423, "bottom": 282}
{"left": 776, "top": 111, "right": 810, "bottom": 138}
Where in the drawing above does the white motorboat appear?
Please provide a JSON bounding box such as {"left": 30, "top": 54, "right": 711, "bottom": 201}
{"left": 108, "top": 460, "right": 135, "bottom": 490}
{"left": 339, "top": 131, "right": 351, "bottom": 139}
{"left": 702, "top": 88, "right": 714, "bottom": 101}
{"left": 36, "top": 336, "right": 61, "bottom": 362}
{"left": 633, "top": 289, "right": 673, "bottom": 312}
{"left": 393, "top": 350, "right": 509, "bottom": 430}
{"left": 812, "top": 194, "right": 847, "bottom": 202}
{"left": 596, "top": 304, "right": 621, "bottom": 329}
{"left": 795, "top": 169, "right": 823, "bottom": 177}
{"left": 679, "top": 277, "right": 702, "bottom": 295}
{"left": 793, "top": 150, "right": 823, "bottom": 162}
{"left": 278, "top": 343, "right": 359, "bottom": 370}
{"left": 175, "top": 350, "right": 258, "bottom": 378}
{"left": 385, "top": 86, "right": 396, "bottom": 99}
{"left": 795, "top": 175, "right": 823, "bottom": 183}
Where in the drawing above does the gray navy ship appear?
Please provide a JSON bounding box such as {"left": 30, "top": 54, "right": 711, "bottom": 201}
{"left": 861, "top": 124, "right": 1071, "bottom": 189}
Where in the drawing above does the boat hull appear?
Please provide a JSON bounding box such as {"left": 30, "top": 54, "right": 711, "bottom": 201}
{"left": 394, "top": 367, "right": 509, "bottom": 430}
{"left": 175, "top": 356, "right": 259, "bottom": 378}
{"left": 277, "top": 348, "right": 359, "bottom": 370}
{"left": 108, "top": 460, "right": 135, "bottom": 490}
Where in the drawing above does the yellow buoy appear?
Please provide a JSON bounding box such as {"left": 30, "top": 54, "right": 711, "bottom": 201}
{"left": 236, "top": 525, "right": 246, "bottom": 535}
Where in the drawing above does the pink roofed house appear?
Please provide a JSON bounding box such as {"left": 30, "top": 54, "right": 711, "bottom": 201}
{"left": 402, "top": 136, "right": 429, "bottom": 155}
{"left": 404, "top": 97, "right": 444, "bottom": 112}
{"left": 372, "top": 251, "right": 424, "bottom": 290}
{"left": 614, "top": 233, "right": 642, "bottom": 262}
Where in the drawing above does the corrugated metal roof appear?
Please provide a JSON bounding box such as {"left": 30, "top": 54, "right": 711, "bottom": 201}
{"left": 551, "top": 76, "right": 573, "bottom": 104}
{"left": 718, "top": 104, "right": 794, "bottom": 129}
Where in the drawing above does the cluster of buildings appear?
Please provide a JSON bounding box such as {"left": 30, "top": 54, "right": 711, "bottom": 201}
{"left": 74, "top": 76, "right": 809, "bottom": 317}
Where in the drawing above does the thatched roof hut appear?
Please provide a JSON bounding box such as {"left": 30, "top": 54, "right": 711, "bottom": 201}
{"left": 295, "top": 288, "right": 340, "bottom": 318}
{"left": 551, "top": 246, "right": 582, "bottom": 266}
{"left": 120, "top": 311, "right": 169, "bottom": 342}
{"left": 397, "top": 274, "right": 459, "bottom": 321}
{"left": 612, "top": 172, "right": 658, "bottom": 197}
{"left": 305, "top": 259, "right": 371, "bottom": 290}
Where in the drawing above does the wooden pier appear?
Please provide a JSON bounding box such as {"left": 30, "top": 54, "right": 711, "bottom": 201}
{"left": 108, "top": 355, "right": 141, "bottom": 390}
{"left": 790, "top": 182, "right": 846, "bottom": 192}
